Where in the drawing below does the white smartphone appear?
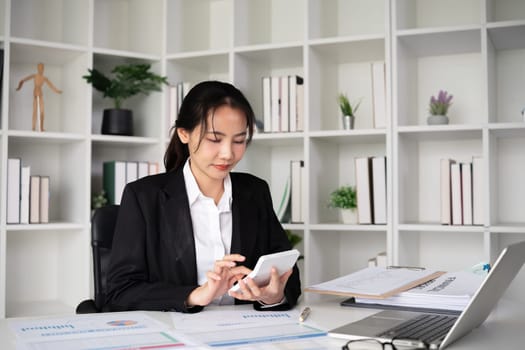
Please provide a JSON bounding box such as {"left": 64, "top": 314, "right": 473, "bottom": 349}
{"left": 229, "top": 249, "right": 300, "bottom": 293}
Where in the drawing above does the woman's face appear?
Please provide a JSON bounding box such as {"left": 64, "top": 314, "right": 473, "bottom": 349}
{"left": 177, "top": 105, "right": 248, "bottom": 185}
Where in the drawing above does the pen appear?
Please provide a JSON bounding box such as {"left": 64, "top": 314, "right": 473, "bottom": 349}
{"left": 299, "top": 306, "right": 311, "bottom": 322}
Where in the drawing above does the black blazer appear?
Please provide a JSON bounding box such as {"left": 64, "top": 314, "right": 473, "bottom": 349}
{"left": 105, "top": 168, "right": 301, "bottom": 313}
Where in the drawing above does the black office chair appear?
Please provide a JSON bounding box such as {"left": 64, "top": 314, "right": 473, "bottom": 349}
{"left": 76, "top": 204, "right": 119, "bottom": 314}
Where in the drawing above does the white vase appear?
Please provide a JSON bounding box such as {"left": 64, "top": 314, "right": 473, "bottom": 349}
{"left": 427, "top": 114, "right": 449, "bottom": 125}
{"left": 340, "top": 208, "right": 357, "bottom": 224}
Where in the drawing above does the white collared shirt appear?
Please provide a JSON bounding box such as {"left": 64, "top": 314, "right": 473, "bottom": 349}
{"left": 183, "top": 159, "right": 234, "bottom": 305}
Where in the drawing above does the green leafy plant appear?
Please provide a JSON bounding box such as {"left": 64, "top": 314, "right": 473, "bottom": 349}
{"left": 285, "top": 229, "right": 304, "bottom": 260}
{"left": 337, "top": 93, "right": 361, "bottom": 117}
{"left": 83, "top": 63, "right": 168, "bottom": 109}
{"left": 91, "top": 189, "right": 108, "bottom": 210}
{"left": 285, "top": 229, "right": 303, "bottom": 247}
{"left": 328, "top": 185, "right": 357, "bottom": 210}
{"left": 429, "top": 90, "right": 453, "bottom": 116}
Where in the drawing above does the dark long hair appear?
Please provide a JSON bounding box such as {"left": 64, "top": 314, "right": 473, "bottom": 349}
{"left": 164, "top": 81, "right": 255, "bottom": 172}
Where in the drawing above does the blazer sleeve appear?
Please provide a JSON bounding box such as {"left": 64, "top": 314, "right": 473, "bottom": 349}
{"left": 104, "top": 183, "right": 202, "bottom": 313}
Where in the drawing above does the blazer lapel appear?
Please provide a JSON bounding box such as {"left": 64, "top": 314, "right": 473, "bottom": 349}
{"left": 160, "top": 170, "right": 198, "bottom": 283}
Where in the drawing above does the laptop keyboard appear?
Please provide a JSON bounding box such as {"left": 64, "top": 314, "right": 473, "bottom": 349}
{"left": 377, "top": 314, "right": 458, "bottom": 344}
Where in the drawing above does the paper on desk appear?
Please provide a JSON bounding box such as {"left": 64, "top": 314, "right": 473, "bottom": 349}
{"left": 9, "top": 312, "right": 167, "bottom": 342}
{"left": 171, "top": 306, "right": 326, "bottom": 347}
{"left": 15, "top": 330, "right": 201, "bottom": 350}
{"left": 171, "top": 307, "right": 301, "bottom": 331}
{"left": 305, "top": 267, "right": 444, "bottom": 299}
{"left": 355, "top": 270, "right": 485, "bottom": 311}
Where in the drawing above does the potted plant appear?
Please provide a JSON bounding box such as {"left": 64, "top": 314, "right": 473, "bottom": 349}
{"left": 338, "top": 93, "right": 361, "bottom": 130}
{"left": 328, "top": 185, "right": 357, "bottom": 224}
{"left": 83, "top": 63, "right": 168, "bottom": 135}
{"left": 427, "top": 90, "right": 453, "bottom": 125}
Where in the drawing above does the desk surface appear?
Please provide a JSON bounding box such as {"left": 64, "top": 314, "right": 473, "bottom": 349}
{"left": 1, "top": 297, "right": 524, "bottom": 349}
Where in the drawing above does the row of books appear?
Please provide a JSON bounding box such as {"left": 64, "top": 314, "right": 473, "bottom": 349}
{"left": 103, "top": 160, "right": 160, "bottom": 205}
{"left": 262, "top": 75, "right": 304, "bottom": 133}
{"left": 355, "top": 156, "right": 387, "bottom": 224}
{"left": 276, "top": 160, "right": 306, "bottom": 224}
{"left": 6, "top": 158, "right": 49, "bottom": 224}
{"left": 441, "top": 157, "right": 483, "bottom": 226}
{"left": 167, "top": 81, "right": 192, "bottom": 136}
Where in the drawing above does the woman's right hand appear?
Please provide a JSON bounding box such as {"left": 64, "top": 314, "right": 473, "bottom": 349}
{"left": 186, "top": 254, "right": 250, "bottom": 307}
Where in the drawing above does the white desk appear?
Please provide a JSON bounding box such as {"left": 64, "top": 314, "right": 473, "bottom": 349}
{"left": 1, "top": 297, "right": 524, "bottom": 349}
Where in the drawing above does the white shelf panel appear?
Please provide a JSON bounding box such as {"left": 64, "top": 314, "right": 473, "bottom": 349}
{"left": 308, "top": 0, "right": 385, "bottom": 40}
{"left": 309, "top": 129, "right": 386, "bottom": 144}
{"left": 397, "top": 223, "right": 485, "bottom": 233}
{"left": 6, "top": 223, "right": 85, "bottom": 232}
{"left": 489, "top": 124, "right": 525, "bottom": 137}
{"left": 487, "top": 0, "right": 525, "bottom": 23}
{"left": 252, "top": 133, "right": 304, "bottom": 147}
{"left": 92, "top": 47, "right": 161, "bottom": 61}
{"left": 490, "top": 225, "right": 525, "bottom": 234}
{"left": 396, "top": 28, "right": 481, "bottom": 57}
{"left": 7, "top": 131, "right": 85, "bottom": 143}
{"left": 91, "top": 134, "right": 159, "bottom": 146}
{"left": 93, "top": 0, "right": 163, "bottom": 55}
{"left": 397, "top": 126, "right": 483, "bottom": 141}
{"left": 310, "top": 223, "right": 387, "bottom": 232}
{"left": 395, "top": 0, "right": 481, "bottom": 30}
{"left": 11, "top": 0, "right": 90, "bottom": 47}
{"left": 9, "top": 38, "right": 88, "bottom": 58}
{"left": 487, "top": 23, "right": 525, "bottom": 51}
{"left": 167, "top": 0, "right": 232, "bottom": 54}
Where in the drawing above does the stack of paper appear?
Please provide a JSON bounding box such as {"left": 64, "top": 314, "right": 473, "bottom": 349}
{"left": 355, "top": 270, "right": 485, "bottom": 311}
{"left": 305, "top": 267, "right": 444, "bottom": 299}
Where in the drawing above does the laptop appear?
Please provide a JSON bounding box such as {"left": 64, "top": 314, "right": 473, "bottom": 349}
{"left": 328, "top": 240, "right": 525, "bottom": 349}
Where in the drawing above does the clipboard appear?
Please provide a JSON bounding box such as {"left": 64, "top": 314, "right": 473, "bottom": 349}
{"left": 305, "top": 267, "right": 445, "bottom": 299}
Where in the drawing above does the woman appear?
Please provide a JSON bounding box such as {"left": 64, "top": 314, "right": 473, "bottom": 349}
{"left": 105, "top": 81, "right": 301, "bottom": 313}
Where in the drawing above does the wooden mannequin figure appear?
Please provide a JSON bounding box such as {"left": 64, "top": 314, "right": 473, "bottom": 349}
{"left": 16, "top": 62, "right": 62, "bottom": 131}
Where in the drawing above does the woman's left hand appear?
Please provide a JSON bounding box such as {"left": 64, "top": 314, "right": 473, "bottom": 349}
{"left": 228, "top": 267, "right": 293, "bottom": 305}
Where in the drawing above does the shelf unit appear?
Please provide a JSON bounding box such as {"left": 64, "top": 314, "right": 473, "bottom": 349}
{"left": 1, "top": 0, "right": 524, "bottom": 318}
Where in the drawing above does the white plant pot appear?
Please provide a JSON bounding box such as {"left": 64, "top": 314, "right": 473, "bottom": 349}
{"left": 340, "top": 208, "right": 357, "bottom": 224}
{"left": 343, "top": 115, "right": 355, "bottom": 130}
{"left": 427, "top": 114, "right": 449, "bottom": 125}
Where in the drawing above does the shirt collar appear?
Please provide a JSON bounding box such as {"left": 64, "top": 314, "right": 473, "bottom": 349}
{"left": 183, "top": 158, "right": 232, "bottom": 210}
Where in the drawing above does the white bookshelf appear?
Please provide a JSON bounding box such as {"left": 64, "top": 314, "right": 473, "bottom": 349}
{"left": 0, "top": 0, "right": 524, "bottom": 318}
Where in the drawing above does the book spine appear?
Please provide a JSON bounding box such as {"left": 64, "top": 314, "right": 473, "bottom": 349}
{"left": 103, "top": 161, "right": 127, "bottom": 205}
{"left": 450, "top": 163, "right": 463, "bottom": 225}
{"left": 440, "top": 158, "right": 456, "bottom": 225}
{"left": 461, "top": 162, "right": 473, "bottom": 225}
{"left": 20, "top": 166, "right": 31, "bottom": 224}
{"left": 262, "top": 76, "right": 271, "bottom": 132}
{"left": 372, "top": 156, "right": 387, "bottom": 224}
{"left": 271, "top": 76, "right": 280, "bottom": 133}
{"left": 29, "top": 175, "right": 41, "bottom": 224}
{"left": 39, "top": 176, "right": 50, "bottom": 223}
{"left": 355, "top": 157, "right": 373, "bottom": 224}
{"left": 280, "top": 76, "right": 289, "bottom": 132}
{"left": 6, "top": 158, "right": 22, "bottom": 224}
{"left": 138, "top": 161, "right": 149, "bottom": 179}
{"left": 472, "top": 156, "right": 484, "bottom": 226}
{"left": 296, "top": 77, "right": 304, "bottom": 131}
{"left": 126, "top": 161, "right": 138, "bottom": 184}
